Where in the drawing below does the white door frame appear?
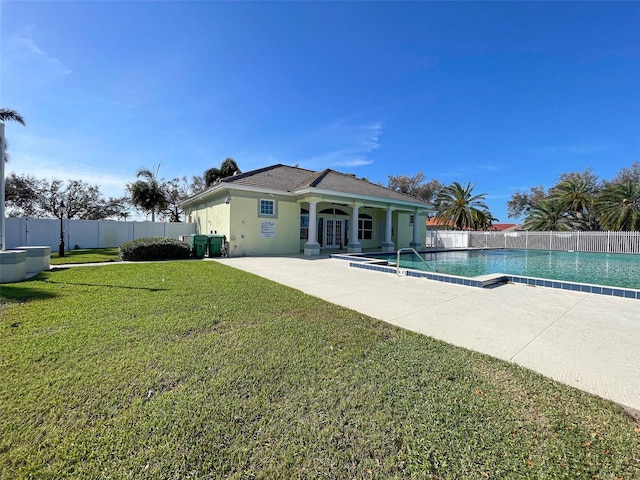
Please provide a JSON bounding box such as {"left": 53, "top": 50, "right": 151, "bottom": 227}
{"left": 325, "top": 218, "right": 344, "bottom": 248}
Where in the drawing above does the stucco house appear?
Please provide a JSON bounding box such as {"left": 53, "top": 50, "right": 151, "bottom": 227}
{"left": 181, "top": 164, "right": 435, "bottom": 257}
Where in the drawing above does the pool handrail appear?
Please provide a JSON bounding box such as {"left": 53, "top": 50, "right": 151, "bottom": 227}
{"left": 396, "top": 248, "right": 433, "bottom": 275}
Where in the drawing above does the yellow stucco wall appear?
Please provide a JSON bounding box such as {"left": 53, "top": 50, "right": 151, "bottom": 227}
{"left": 357, "top": 207, "right": 381, "bottom": 249}
{"left": 186, "top": 192, "right": 428, "bottom": 256}
{"left": 394, "top": 211, "right": 426, "bottom": 248}
{"left": 226, "top": 194, "right": 302, "bottom": 257}
{"left": 190, "top": 196, "right": 231, "bottom": 237}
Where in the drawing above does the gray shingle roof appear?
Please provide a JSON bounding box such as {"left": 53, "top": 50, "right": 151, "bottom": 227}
{"left": 222, "top": 164, "right": 430, "bottom": 205}
{"left": 222, "top": 164, "right": 315, "bottom": 191}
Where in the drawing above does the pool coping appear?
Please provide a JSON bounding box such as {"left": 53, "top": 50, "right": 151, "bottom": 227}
{"left": 330, "top": 252, "right": 640, "bottom": 300}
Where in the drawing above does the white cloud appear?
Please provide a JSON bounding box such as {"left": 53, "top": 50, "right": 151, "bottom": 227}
{"left": 2, "top": 26, "right": 71, "bottom": 86}
{"left": 299, "top": 120, "right": 382, "bottom": 170}
{"left": 9, "top": 156, "right": 131, "bottom": 199}
{"left": 5, "top": 130, "right": 131, "bottom": 199}
{"left": 334, "top": 158, "right": 375, "bottom": 168}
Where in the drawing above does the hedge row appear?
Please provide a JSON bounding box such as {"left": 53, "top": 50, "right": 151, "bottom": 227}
{"left": 119, "top": 237, "right": 191, "bottom": 261}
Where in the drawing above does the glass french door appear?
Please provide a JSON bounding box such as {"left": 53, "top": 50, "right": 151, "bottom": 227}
{"left": 325, "top": 219, "right": 343, "bottom": 247}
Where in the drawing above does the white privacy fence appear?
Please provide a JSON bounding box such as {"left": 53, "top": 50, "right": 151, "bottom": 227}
{"left": 5, "top": 218, "right": 196, "bottom": 250}
{"left": 429, "top": 230, "right": 640, "bottom": 254}
{"left": 426, "top": 230, "right": 469, "bottom": 249}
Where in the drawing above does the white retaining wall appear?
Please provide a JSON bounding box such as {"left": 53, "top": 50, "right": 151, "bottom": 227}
{"left": 5, "top": 218, "right": 196, "bottom": 250}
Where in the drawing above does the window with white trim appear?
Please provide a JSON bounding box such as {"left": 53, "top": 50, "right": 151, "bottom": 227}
{"left": 300, "top": 208, "right": 309, "bottom": 240}
{"left": 259, "top": 199, "right": 275, "bottom": 217}
{"left": 358, "top": 213, "right": 373, "bottom": 240}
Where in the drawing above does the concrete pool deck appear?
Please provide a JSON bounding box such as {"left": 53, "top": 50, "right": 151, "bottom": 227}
{"left": 214, "top": 254, "right": 640, "bottom": 412}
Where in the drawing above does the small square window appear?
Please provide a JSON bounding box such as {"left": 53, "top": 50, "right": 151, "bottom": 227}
{"left": 259, "top": 199, "right": 275, "bottom": 216}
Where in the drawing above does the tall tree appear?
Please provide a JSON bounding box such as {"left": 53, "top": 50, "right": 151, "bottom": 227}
{"left": 58, "top": 180, "right": 127, "bottom": 220}
{"left": 159, "top": 176, "right": 194, "bottom": 222}
{"left": 597, "top": 182, "right": 640, "bottom": 231}
{"left": 0, "top": 109, "right": 25, "bottom": 125}
{"left": 4, "top": 172, "right": 41, "bottom": 217}
{"left": 506, "top": 186, "right": 547, "bottom": 219}
{"left": 1, "top": 108, "right": 26, "bottom": 251}
{"left": 204, "top": 158, "right": 240, "bottom": 187}
{"left": 550, "top": 178, "right": 598, "bottom": 230}
{"left": 608, "top": 162, "right": 640, "bottom": 186}
{"left": 387, "top": 172, "right": 443, "bottom": 203}
{"left": 522, "top": 199, "right": 575, "bottom": 231}
{"left": 435, "top": 182, "right": 493, "bottom": 230}
{"left": 127, "top": 164, "right": 167, "bottom": 221}
{"left": 190, "top": 175, "right": 207, "bottom": 195}
{"left": 0, "top": 108, "right": 26, "bottom": 163}
{"left": 5, "top": 173, "right": 127, "bottom": 219}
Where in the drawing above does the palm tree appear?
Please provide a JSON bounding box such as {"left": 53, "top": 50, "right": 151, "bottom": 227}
{"left": 435, "top": 181, "right": 492, "bottom": 230}
{"left": 551, "top": 179, "right": 597, "bottom": 229}
{"left": 204, "top": 158, "right": 240, "bottom": 187}
{"left": 596, "top": 182, "right": 640, "bottom": 231}
{"left": 522, "top": 199, "right": 574, "bottom": 231}
{"left": 0, "top": 109, "right": 25, "bottom": 125}
{"left": 127, "top": 164, "right": 167, "bottom": 222}
{"left": 1, "top": 109, "right": 26, "bottom": 163}
{"left": 1, "top": 108, "right": 26, "bottom": 251}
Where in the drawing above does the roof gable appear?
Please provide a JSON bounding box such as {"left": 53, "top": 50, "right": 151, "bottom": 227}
{"left": 296, "top": 169, "right": 429, "bottom": 204}
{"left": 184, "top": 163, "right": 433, "bottom": 208}
{"left": 221, "top": 164, "right": 315, "bottom": 191}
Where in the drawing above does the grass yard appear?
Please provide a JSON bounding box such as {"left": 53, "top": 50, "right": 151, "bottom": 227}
{"left": 1, "top": 261, "right": 639, "bottom": 479}
{"left": 50, "top": 248, "right": 121, "bottom": 265}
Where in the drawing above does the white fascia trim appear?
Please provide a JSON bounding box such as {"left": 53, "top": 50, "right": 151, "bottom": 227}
{"left": 295, "top": 187, "right": 436, "bottom": 213}
{"left": 180, "top": 184, "right": 295, "bottom": 208}
{"left": 180, "top": 184, "right": 225, "bottom": 208}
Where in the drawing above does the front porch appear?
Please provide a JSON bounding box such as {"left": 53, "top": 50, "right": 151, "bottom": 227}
{"left": 299, "top": 199, "right": 426, "bottom": 256}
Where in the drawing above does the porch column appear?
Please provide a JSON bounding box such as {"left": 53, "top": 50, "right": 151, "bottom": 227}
{"left": 410, "top": 209, "right": 422, "bottom": 248}
{"left": 304, "top": 201, "right": 320, "bottom": 256}
{"left": 382, "top": 207, "right": 394, "bottom": 252}
{"left": 348, "top": 203, "right": 362, "bottom": 253}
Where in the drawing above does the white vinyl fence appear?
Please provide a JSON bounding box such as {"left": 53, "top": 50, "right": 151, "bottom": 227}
{"left": 426, "top": 230, "right": 469, "bottom": 249}
{"left": 5, "top": 218, "right": 196, "bottom": 250}
{"left": 430, "top": 230, "right": 640, "bottom": 254}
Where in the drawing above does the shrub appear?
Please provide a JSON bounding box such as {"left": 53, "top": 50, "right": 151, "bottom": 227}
{"left": 119, "top": 237, "right": 192, "bottom": 261}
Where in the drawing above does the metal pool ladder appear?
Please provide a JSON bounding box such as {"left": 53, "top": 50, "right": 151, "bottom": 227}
{"left": 396, "top": 248, "right": 433, "bottom": 276}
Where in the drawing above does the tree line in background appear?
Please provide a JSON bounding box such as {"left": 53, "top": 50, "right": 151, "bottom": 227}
{"left": 386, "top": 173, "right": 495, "bottom": 230}
{"left": 5, "top": 158, "right": 639, "bottom": 231}
{"left": 3, "top": 158, "right": 241, "bottom": 222}
{"left": 388, "top": 163, "right": 640, "bottom": 232}
{"left": 507, "top": 163, "right": 640, "bottom": 231}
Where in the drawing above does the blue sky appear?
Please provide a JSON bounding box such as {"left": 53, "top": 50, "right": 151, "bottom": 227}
{"left": 1, "top": 1, "right": 638, "bottom": 222}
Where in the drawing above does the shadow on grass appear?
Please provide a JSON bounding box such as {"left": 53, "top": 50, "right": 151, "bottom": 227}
{"left": 0, "top": 284, "right": 60, "bottom": 303}
{"left": 44, "top": 279, "right": 169, "bottom": 292}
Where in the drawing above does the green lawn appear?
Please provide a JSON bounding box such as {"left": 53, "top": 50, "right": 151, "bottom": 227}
{"left": 1, "top": 262, "right": 638, "bottom": 479}
{"left": 50, "top": 247, "right": 121, "bottom": 265}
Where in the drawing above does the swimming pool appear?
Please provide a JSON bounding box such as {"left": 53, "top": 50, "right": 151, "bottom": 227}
{"left": 371, "top": 249, "right": 640, "bottom": 290}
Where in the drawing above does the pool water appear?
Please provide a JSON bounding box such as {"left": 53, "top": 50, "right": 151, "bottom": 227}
{"left": 375, "top": 249, "right": 640, "bottom": 290}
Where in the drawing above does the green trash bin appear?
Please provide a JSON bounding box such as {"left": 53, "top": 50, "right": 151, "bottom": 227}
{"left": 190, "top": 234, "right": 209, "bottom": 259}
{"left": 207, "top": 234, "right": 225, "bottom": 257}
